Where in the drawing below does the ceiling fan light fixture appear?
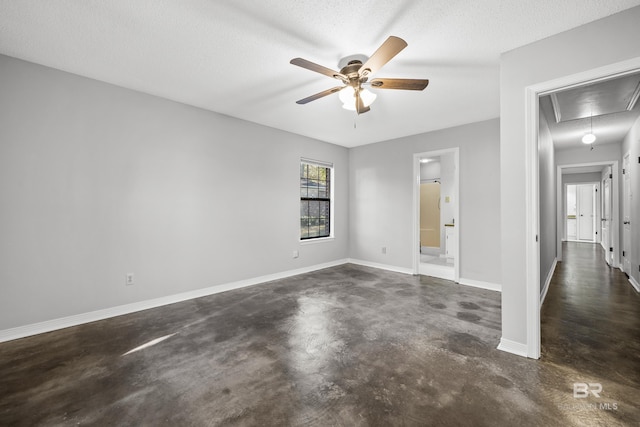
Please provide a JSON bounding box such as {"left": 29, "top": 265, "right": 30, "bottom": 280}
{"left": 339, "top": 87, "right": 377, "bottom": 111}
{"left": 581, "top": 133, "right": 596, "bottom": 144}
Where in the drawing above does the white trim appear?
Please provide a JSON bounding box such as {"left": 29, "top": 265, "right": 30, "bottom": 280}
{"left": 347, "top": 258, "right": 413, "bottom": 275}
{"left": 458, "top": 278, "right": 501, "bottom": 292}
{"left": 629, "top": 276, "right": 640, "bottom": 293}
{"left": 0, "top": 259, "right": 349, "bottom": 343}
{"left": 626, "top": 80, "right": 640, "bottom": 111}
{"left": 300, "top": 157, "right": 333, "bottom": 168}
{"left": 299, "top": 237, "right": 335, "bottom": 245}
{"left": 525, "top": 85, "right": 541, "bottom": 359}
{"left": 622, "top": 151, "right": 632, "bottom": 276}
{"left": 540, "top": 258, "right": 557, "bottom": 306}
{"left": 497, "top": 338, "right": 528, "bottom": 358}
{"left": 549, "top": 93, "right": 562, "bottom": 123}
{"left": 412, "top": 148, "right": 460, "bottom": 282}
{"left": 525, "top": 57, "right": 640, "bottom": 360}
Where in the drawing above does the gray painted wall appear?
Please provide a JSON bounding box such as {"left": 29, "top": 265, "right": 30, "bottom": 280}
{"left": 420, "top": 160, "right": 441, "bottom": 181}
{"left": 621, "top": 114, "right": 640, "bottom": 286}
{"left": 349, "top": 118, "right": 501, "bottom": 285}
{"left": 538, "top": 113, "right": 556, "bottom": 292}
{"left": 562, "top": 173, "right": 602, "bottom": 185}
{"left": 556, "top": 143, "right": 622, "bottom": 166}
{"left": 500, "top": 6, "right": 640, "bottom": 347}
{"left": 0, "top": 55, "right": 349, "bottom": 330}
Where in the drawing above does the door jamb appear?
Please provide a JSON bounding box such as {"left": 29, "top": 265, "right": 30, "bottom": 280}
{"left": 622, "top": 151, "right": 631, "bottom": 274}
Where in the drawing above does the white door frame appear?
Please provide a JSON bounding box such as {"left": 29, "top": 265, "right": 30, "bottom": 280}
{"left": 555, "top": 163, "right": 618, "bottom": 264}
{"left": 525, "top": 57, "right": 640, "bottom": 359}
{"left": 412, "top": 147, "right": 460, "bottom": 282}
{"left": 563, "top": 181, "right": 599, "bottom": 243}
{"left": 622, "top": 151, "right": 632, "bottom": 274}
{"left": 601, "top": 171, "right": 613, "bottom": 265}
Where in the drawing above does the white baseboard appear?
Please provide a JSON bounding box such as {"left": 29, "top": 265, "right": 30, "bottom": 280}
{"left": 347, "top": 258, "right": 413, "bottom": 275}
{"left": 497, "top": 337, "right": 528, "bottom": 358}
{"left": 540, "top": 258, "right": 557, "bottom": 307}
{"left": 458, "top": 277, "right": 501, "bottom": 292}
{"left": 629, "top": 276, "right": 640, "bottom": 293}
{"left": 0, "top": 259, "right": 349, "bottom": 343}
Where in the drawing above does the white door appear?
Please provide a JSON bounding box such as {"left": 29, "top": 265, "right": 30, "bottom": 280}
{"left": 623, "top": 153, "right": 631, "bottom": 274}
{"left": 602, "top": 176, "right": 612, "bottom": 265}
{"left": 578, "top": 184, "right": 595, "bottom": 241}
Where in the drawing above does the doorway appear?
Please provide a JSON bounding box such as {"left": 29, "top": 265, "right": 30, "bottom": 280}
{"left": 556, "top": 162, "right": 618, "bottom": 265}
{"left": 412, "top": 148, "right": 459, "bottom": 282}
{"left": 525, "top": 59, "right": 640, "bottom": 359}
{"left": 565, "top": 183, "right": 597, "bottom": 242}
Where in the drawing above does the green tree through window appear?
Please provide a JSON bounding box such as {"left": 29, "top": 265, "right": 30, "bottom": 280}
{"left": 300, "top": 160, "right": 332, "bottom": 239}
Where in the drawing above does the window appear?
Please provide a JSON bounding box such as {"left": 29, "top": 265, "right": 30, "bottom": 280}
{"left": 300, "top": 159, "right": 332, "bottom": 240}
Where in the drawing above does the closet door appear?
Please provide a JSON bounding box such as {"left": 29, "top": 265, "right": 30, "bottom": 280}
{"left": 577, "top": 184, "right": 595, "bottom": 241}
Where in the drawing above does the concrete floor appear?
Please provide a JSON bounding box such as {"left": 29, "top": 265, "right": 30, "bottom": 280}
{"left": 0, "top": 242, "right": 638, "bottom": 426}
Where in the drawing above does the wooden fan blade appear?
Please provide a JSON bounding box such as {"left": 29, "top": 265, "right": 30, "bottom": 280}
{"left": 290, "top": 58, "right": 347, "bottom": 82}
{"left": 296, "top": 86, "right": 344, "bottom": 104}
{"left": 370, "top": 78, "right": 429, "bottom": 90}
{"left": 359, "top": 36, "right": 408, "bottom": 78}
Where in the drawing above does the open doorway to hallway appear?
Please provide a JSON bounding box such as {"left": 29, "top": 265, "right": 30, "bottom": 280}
{"left": 412, "top": 148, "right": 459, "bottom": 282}
{"left": 528, "top": 65, "right": 640, "bottom": 359}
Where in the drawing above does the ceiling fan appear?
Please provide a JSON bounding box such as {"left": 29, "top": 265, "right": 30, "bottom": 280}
{"left": 290, "top": 36, "right": 429, "bottom": 114}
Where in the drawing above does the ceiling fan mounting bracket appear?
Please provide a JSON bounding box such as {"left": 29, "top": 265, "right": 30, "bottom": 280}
{"left": 337, "top": 54, "right": 369, "bottom": 69}
{"left": 339, "top": 60, "right": 363, "bottom": 78}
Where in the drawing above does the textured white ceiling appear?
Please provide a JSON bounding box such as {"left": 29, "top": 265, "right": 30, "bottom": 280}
{"left": 2, "top": 1, "right": 640, "bottom": 147}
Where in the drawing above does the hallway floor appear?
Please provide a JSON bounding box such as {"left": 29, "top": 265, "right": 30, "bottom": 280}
{"left": 540, "top": 242, "right": 640, "bottom": 420}
{"left": 0, "top": 245, "right": 638, "bottom": 426}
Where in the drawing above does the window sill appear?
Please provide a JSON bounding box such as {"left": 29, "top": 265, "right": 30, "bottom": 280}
{"left": 300, "top": 236, "right": 335, "bottom": 245}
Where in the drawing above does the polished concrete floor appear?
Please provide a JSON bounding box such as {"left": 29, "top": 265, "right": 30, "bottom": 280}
{"left": 0, "top": 242, "right": 638, "bottom": 426}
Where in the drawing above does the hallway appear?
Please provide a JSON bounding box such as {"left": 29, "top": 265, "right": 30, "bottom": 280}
{"left": 541, "top": 242, "right": 640, "bottom": 402}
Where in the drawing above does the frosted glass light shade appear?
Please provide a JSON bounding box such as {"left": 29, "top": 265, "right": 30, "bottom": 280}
{"left": 581, "top": 133, "right": 596, "bottom": 144}
{"left": 339, "top": 86, "right": 377, "bottom": 111}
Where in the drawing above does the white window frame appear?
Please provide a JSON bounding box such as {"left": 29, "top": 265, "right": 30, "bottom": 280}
{"left": 300, "top": 158, "right": 334, "bottom": 243}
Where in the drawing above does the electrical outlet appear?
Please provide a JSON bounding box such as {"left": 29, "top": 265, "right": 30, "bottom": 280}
{"left": 382, "top": 247, "right": 387, "bottom": 254}
{"left": 293, "top": 250, "right": 299, "bottom": 259}
{"left": 126, "top": 273, "right": 134, "bottom": 286}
